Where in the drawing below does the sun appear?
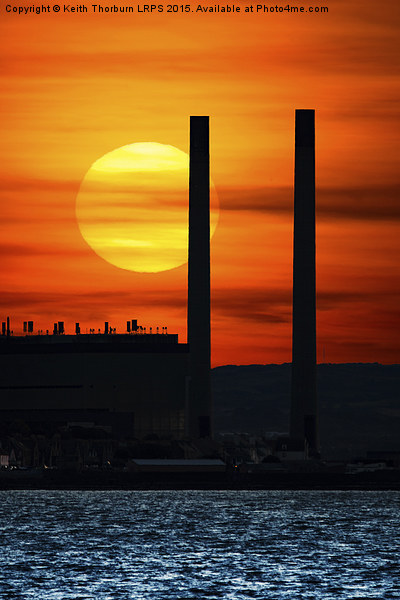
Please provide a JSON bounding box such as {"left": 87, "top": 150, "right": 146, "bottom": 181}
{"left": 76, "top": 142, "right": 219, "bottom": 273}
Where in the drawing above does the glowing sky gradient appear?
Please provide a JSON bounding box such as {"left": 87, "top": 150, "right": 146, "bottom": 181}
{"left": 0, "top": 1, "right": 399, "bottom": 365}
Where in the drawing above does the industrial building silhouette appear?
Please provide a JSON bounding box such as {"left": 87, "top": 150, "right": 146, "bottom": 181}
{"left": 0, "top": 112, "right": 318, "bottom": 454}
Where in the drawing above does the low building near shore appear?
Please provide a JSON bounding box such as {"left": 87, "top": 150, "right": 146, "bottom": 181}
{"left": 127, "top": 459, "right": 226, "bottom": 473}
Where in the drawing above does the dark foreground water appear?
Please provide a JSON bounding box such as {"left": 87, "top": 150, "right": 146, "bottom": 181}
{"left": 0, "top": 490, "right": 399, "bottom": 599}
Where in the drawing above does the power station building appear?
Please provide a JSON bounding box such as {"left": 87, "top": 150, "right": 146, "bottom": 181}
{"left": 0, "top": 326, "right": 189, "bottom": 439}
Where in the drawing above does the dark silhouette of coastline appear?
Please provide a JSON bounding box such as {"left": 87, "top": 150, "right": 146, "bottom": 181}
{"left": 213, "top": 363, "right": 400, "bottom": 460}
{"left": 0, "top": 363, "right": 399, "bottom": 490}
{"left": 1, "top": 469, "right": 400, "bottom": 491}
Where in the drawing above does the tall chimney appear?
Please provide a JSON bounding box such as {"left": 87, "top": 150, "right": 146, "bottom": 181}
{"left": 187, "top": 116, "right": 212, "bottom": 438}
{"left": 290, "top": 109, "right": 319, "bottom": 456}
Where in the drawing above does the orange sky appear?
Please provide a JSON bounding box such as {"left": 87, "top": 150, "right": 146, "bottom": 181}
{"left": 0, "top": 0, "right": 399, "bottom": 365}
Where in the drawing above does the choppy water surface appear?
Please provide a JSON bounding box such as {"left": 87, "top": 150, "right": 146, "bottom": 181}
{"left": 0, "top": 490, "right": 399, "bottom": 599}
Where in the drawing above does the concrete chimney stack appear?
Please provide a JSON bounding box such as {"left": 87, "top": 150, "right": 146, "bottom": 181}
{"left": 187, "top": 116, "right": 212, "bottom": 438}
{"left": 290, "top": 109, "right": 319, "bottom": 456}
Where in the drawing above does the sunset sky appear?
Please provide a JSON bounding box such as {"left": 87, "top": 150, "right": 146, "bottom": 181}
{"left": 0, "top": 0, "right": 399, "bottom": 365}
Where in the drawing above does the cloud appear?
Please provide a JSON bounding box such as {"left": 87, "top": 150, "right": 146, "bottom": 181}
{"left": 0, "top": 289, "right": 187, "bottom": 314}
{"left": 2, "top": 285, "right": 396, "bottom": 317}
{"left": 2, "top": 13, "right": 399, "bottom": 82}
{"left": 212, "top": 288, "right": 291, "bottom": 324}
{"left": 218, "top": 185, "right": 400, "bottom": 221}
{"left": 0, "top": 176, "right": 79, "bottom": 193}
{"left": 212, "top": 286, "right": 400, "bottom": 324}
{"left": 0, "top": 243, "right": 87, "bottom": 259}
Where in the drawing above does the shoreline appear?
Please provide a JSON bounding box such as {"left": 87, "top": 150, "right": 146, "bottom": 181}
{"left": 1, "top": 470, "right": 400, "bottom": 491}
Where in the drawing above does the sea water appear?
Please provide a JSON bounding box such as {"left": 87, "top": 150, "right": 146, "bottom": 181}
{"left": 0, "top": 490, "right": 399, "bottom": 599}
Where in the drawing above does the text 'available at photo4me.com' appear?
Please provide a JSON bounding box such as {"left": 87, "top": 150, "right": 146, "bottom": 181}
{"left": 3, "top": 0, "right": 330, "bottom": 16}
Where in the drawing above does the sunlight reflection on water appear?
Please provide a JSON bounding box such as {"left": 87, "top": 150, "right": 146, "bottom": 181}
{"left": 0, "top": 490, "right": 399, "bottom": 599}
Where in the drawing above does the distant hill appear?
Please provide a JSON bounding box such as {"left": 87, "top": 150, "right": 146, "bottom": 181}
{"left": 212, "top": 363, "right": 400, "bottom": 460}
